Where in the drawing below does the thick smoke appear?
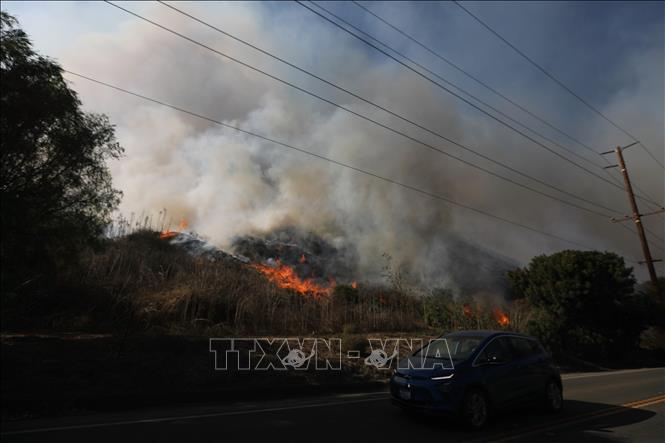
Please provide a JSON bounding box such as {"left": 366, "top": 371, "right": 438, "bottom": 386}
{"left": 50, "top": 2, "right": 663, "bottom": 288}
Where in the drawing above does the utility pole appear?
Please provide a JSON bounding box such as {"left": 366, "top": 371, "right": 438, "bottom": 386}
{"left": 602, "top": 142, "right": 664, "bottom": 286}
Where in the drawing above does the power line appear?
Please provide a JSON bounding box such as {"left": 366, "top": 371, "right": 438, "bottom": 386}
{"left": 298, "top": 1, "right": 664, "bottom": 250}
{"left": 95, "top": 3, "right": 656, "bottom": 264}
{"left": 352, "top": 0, "right": 665, "bottom": 211}
{"left": 335, "top": 5, "right": 609, "bottom": 176}
{"left": 647, "top": 228, "right": 665, "bottom": 246}
{"left": 345, "top": 2, "right": 665, "bottom": 237}
{"left": 452, "top": 0, "right": 665, "bottom": 170}
{"left": 296, "top": 1, "right": 642, "bottom": 203}
{"left": 63, "top": 69, "right": 627, "bottom": 255}
{"left": 154, "top": 1, "right": 634, "bottom": 220}
{"left": 306, "top": 1, "right": 664, "bottom": 214}
{"left": 104, "top": 1, "right": 623, "bottom": 219}
{"left": 618, "top": 223, "right": 664, "bottom": 256}
{"left": 352, "top": 1, "right": 602, "bottom": 161}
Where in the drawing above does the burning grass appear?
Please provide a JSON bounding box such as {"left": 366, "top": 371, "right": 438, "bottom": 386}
{"left": 492, "top": 307, "right": 510, "bottom": 326}
{"left": 40, "top": 230, "right": 424, "bottom": 334}
{"left": 3, "top": 228, "right": 521, "bottom": 336}
{"left": 159, "top": 218, "right": 188, "bottom": 240}
{"left": 250, "top": 260, "right": 334, "bottom": 299}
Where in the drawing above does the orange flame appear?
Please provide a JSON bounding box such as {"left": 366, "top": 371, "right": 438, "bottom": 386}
{"left": 251, "top": 260, "right": 333, "bottom": 299}
{"left": 299, "top": 254, "right": 306, "bottom": 263}
{"left": 160, "top": 218, "right": 188, "bottom": 239}
{"left": 492, "top": 307, "right": 510, "bottom": 326}
{"left": 351, "top": 281, "right": 358, "bottom": 289}
{"left": 463, "top": 304, "right": 473, "bottom": 318}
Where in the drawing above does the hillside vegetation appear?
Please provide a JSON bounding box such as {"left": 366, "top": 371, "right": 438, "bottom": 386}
{"left": 5, "top": 230, "right": 662, "bottom": 368}
{"left": 3, "top": 230, "right": 428, "bottom": 335}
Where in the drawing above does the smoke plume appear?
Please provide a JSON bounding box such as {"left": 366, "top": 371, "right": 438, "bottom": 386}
{"left": 48, "top": 2, "right": 663, "bottom": 288}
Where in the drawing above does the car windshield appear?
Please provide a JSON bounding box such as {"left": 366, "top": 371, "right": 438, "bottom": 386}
{"left": 413, "top": 335, "right": 485, "bottom": 363}
{"left": 445, "top": 336, "right": 484, "bottom": 362}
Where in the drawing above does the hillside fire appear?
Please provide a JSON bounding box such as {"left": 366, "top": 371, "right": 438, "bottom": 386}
{"left": 492, "top": 307, "right": 510, "bottom": 326}
{"left": 160, "top": 218, "right": 188, "bottom": 240}
{"left": 251, "top": 259, "right": 334, "bottom": 299}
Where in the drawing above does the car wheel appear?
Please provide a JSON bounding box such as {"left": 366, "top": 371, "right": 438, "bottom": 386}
{"left": 462, "top": 389, "right": 489, "bottom": 429}
{"left": 545, "top": 379, "right": 563, "bottom": 413}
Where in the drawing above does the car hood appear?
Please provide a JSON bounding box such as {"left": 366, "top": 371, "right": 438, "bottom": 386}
{"left": 394, "top": 356, "right": 457, "bottom": 380}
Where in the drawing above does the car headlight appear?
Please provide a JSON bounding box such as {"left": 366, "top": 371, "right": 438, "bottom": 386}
{"left": 431, "top": 373, "right": 454, "bottom": 380}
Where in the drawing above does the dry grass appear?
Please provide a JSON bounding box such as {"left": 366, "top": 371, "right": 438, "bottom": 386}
{"left": 62, "top": 230, "right": 424, "bottom": 335}
{"left": 5, "top": 230, "right": 523, "bottom": 335}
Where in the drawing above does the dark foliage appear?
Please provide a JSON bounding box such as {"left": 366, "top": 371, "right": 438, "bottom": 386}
{"left": 507, "top": 250, "right": 649, "bottom": 363}
{"left": 1, "top": 12, "right": 122, "bottom": 294}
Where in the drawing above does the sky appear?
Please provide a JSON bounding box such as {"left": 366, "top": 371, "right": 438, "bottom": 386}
{"left": 2, "top": 1, "right": 664, "bottom": 286}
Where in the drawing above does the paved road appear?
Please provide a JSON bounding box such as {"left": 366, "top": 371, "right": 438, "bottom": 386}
{"left": 2, "top": 368, "right": 664, "bottom": 442}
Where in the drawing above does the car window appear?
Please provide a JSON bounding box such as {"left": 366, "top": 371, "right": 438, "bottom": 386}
{"left": 414, "top": 339, "right": 451, "bottom": 360}
{"left": 477, "top": 337, "right": 513, "bottom": 364}
{"left": 509, "top": 337, "right": 539, "bottom": 359}
{"left": 509, "top": 338, "right": 530, "bottom": 358}
{"left": 445, "top": 336, "right": 483, "bottom": 362}
{"left": 528, "top": 339, "right": 544, "bottom": 355}
{"left": 415, "top": 336, "right": 485, "bottom": 363}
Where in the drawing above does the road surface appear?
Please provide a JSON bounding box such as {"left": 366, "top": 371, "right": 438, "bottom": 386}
{"left": 2, "top": 367, "right": 664, "bottom": 442}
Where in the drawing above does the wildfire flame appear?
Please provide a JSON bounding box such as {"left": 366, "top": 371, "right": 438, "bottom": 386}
{"left": 351, "top": 281, "right": 358, "bottom": 289}
{"left": 299, "top": 254, "right": 306, "bottom": 264}
{"left": 251, "top": 259, "right": 334, "bottom": 299}
{"left": 160, "top": 218, "right": 188, "bottom": 240}
{"left": 492, "top": 307, "right": 510, "bottom": 327}
{"left": 463, "top": 304, "right": 473, "bottom": 318}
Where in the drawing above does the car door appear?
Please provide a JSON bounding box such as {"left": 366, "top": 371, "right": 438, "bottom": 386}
{"left": 476, "top": 336, "right": 520, "bottom": 407}
{"left": 527, "top": 339, "right": 552, "bottom": 396}
{"left": 507, "top": 337, "right": 542, "bottom": 401}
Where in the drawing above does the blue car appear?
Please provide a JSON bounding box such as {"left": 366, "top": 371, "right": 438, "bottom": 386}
{"left": 390, "top": 330, "right": 563, "bottom": 428}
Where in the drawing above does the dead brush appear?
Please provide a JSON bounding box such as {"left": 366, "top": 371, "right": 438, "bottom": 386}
{"left": 72, "top": 230, "right": 524, "bottom": 336}
{"left": 69, "top": 230, "right": 427, "bottom": 335}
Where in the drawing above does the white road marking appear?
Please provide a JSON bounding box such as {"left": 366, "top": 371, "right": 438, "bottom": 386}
{"left": 1, "top": 396, "right": 385, "bottom": 436}
{"left": 562, "top": 367, "right": 664, "bottom": 381}
{"left": 335, "top": 391, "right": 388, "bottom": 398}
{"left": 3, "top": 367, "right": 663, "bottom": 436}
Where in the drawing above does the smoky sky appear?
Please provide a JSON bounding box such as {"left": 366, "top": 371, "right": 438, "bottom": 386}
{"left": 3, "top": 1, "right": 664, "bottom": 285}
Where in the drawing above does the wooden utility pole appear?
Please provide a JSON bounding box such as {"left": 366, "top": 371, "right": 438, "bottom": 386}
{"left": 602, "top": 143, "right": 663, "bottom": 286}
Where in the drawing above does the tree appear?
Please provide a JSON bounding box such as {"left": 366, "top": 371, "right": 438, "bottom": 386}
{"left": 1, "top": 12, "right": 123, "bottom": 292}
{"left": 508, "top": 250, "right": 640, "bottom": 362}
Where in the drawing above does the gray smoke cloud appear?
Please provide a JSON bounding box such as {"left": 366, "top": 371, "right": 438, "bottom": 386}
{"left": 46, "top": 1, "right": 663, "bottom": 287}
